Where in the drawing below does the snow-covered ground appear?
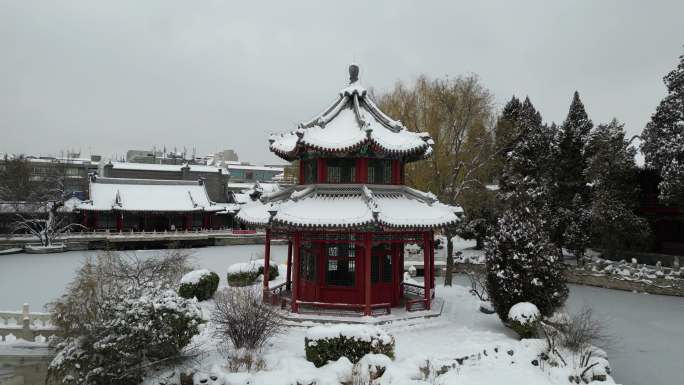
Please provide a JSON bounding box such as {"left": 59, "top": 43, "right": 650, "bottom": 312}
{"left": 1, "top": 243, "right": 683, "bottom": 384}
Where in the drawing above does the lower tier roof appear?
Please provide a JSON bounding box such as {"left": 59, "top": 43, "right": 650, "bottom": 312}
{"left": 236, "top": 184, "right": 461, "bottom": 230}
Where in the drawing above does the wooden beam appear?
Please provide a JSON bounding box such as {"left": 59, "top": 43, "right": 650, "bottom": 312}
{"left": 423, "top": 231, "right": 431, "bottom": 310}
{"left": 286, "top": 240, "right": 293, "bottom": 291}
{"left": 291, "top": 232, "right": 301, "bottom": 313}
{"left": 364, "top": 232, "right": 372, "bottom": 316}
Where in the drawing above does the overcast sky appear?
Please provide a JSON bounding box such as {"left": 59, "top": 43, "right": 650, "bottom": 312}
{"left": 1, "top": 1, "right": 682, "bottom": 164}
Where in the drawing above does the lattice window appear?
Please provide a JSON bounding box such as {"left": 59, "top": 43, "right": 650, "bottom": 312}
{"left": 326, "top": 159, "right": 356, "bottom": 183}
{"left": 368, "top": 159, "right": 392, "bottom": 184}
{"left": 325, "top": 242, "right": 356, "bottom": 286}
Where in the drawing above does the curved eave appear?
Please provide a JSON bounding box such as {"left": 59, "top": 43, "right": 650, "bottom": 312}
{"left": 269, "top": 136, "right": 431, "bottom": 161}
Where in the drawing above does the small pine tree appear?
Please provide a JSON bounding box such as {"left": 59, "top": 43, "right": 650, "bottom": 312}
{"left": 641, "top": 50, "right": 684, "bottom": 205}
{"left": 563, "top": 194, "right": 591, "bottom": 264}
{"left": 485, "top": 208, "right": 568, "bottom": 322}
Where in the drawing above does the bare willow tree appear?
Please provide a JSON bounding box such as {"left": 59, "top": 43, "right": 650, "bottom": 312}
{"left": 378, "top": 74, "right": 497, "bottom": 285}
{"left": 0, "top": 154, "right": 83, "bottom": 246}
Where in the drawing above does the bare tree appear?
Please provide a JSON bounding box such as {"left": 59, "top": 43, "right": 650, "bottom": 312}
{"left": 0, "top": 154, "right": 84, "bottom": 246}
{"left": 211, "top": 286, "right": 283, "bottom": 352}
{"left": 378, "top": 75, "right": 498, "bottom": 285}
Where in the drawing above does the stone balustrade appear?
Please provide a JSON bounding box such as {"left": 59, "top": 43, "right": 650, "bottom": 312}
{"left": 0, "top": 304, "right": 59, "bottom": 343}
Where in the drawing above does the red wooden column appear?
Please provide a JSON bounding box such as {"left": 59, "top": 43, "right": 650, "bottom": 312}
{"left": 364, "top": 232, "right": 372, "bottom": 316}
{"left": 423, "top": 231, "right": 431, "bottom": 310}
{"left": 291, "top": 232, "right": 301, "bottom": 313}
{"left": 116, "top": 212, "right": 123, "bottom": 232}
{"left": 430, "top": 232, "right": 435, "bottom": 294}
{"left": 263, "top": 228, "right": 272, "bottom": 302}
{"left": 286, "top": 239, "right": 293, "bottom": 291}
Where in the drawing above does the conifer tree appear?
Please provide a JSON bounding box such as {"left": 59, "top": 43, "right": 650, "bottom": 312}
{"left": 642, "top": 51, "right": 684, "bottom": 205}
{"left": 493, "top": 96, "right": 523, "bottom": 178}
{"left": 485, "top": 207, "right": 568, "bottom": 321}
{"left": 499, "top": 97, "right": 552, "bottom": 209}
{"left": 549, "top": 92, "right": 593, "bottom": 250}
{"left": 587, "top": 119, "right": 651, "bottom": 256}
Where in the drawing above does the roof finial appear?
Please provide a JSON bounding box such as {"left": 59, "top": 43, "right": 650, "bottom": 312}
{"left": 349, "top": 64, "right": 359, "bottom": 84}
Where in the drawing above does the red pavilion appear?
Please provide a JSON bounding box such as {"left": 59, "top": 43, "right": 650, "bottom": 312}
{"left": 237, "top": 65, "right": 460, "bottom": 316}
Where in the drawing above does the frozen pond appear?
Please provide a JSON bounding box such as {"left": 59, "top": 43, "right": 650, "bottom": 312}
{"left": 1, "top": 245, "right": 683, "bottom": 385}
{"left": 0, "top": 244, "right": 288, "bottom": 311}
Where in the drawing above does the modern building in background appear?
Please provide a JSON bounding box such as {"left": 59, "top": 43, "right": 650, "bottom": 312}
{"left": 225, "top": 162, "right": 284, "bottom": 184}
{"left": 0, "top": 154, "right": 101, "bottom": 199}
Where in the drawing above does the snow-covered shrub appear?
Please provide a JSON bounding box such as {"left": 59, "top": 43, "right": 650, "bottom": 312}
{"left": 407, "top": 265, "right": 417, "bottom": 277}
{"left": 211, "top": 286, "right": 282, "bottom": 352}
{"left": 485, "top": 209, "right": 568, "bottom": 322}
{"left": 178, "top": 269, "right": 219, "bottom": 301}
{"left": 508, "top": 302, "right": 540, "bottom": 338}
{"left": 226, "top": 260, "right": 279, "bottom": 287}
{"left": 350, "top": 354, "right": 392, "bottom": 385}
{"left": 46, "top": 250, "right": 201, "bottom": 385}
{"left": 304, "top": 325, "right": 395, "bottom": 368}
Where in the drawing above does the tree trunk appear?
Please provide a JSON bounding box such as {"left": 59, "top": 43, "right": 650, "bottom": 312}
{"left": 444, "top": 230, "right": 454, "bottom": 286}
{"left": 476, "top": 236, "right": 484, "bottom": 250}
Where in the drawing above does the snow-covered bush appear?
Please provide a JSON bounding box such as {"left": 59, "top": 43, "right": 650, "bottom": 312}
{"left": 226, "top": 260, "right": 279, "bottom": 287}
{"left": 46, "top": 250, "right": 201, "bottom": 385}
{"left": 485, "top": 209, "right": 568, "bottom": 322}
{"left": 178, "top": 269, "right": 219, "bottom": 301}
{"left": 508, "top": 302, "right": 540, "bottom": 338}
{"left": 350, "top": 354, "right": 392, "bottom": 384}
{"left": 304, "top": 325, "right": 395, "bottom": 368}
{"left": 211, "top": 286, "right": 282, "bottom": 353}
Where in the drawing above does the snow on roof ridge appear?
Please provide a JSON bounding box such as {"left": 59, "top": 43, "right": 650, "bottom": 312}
{"left": 237, "top": 184, "right": 459, "bottom": 229}
{"left": 268, "top": 66, "right": 433, "bottom": 161}
{"left": 94, "top": 176, "right": 202, "bottom": 186}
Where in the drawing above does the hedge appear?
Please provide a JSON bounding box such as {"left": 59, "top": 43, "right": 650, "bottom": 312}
{"left": 226, "top": 260, "right": 279, "bottom": 287}
{"left": 178, "top": 270, "right": 220, "bottom": 301}
{"left": 304, "top": 325, "right": 395, "bottom": 367}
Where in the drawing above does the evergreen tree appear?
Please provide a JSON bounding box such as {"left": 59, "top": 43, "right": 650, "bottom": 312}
{"left": 485, "top": 208, "right": 568, "bottom": 321}
{"left": 493, "top": 96, "right": 523, "bottom": 178}
{"left": 499, "top": 97, "right": 552, "bottom": 209}
{"left": 549, "top": 92, "right": 593, "bottom": 249}
{"left": 587, "top": 119, "right": 651, "bottom": 255}
{"left": 642, "top": 51, "right": 684, "bottom": 205}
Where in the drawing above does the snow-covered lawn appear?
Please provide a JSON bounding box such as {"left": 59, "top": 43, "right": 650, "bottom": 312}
{"left": 150, "top": 277, "right": 615, "bottom": 385}
{"left": 2, "top": 242, "right": 683, "bottom": 384}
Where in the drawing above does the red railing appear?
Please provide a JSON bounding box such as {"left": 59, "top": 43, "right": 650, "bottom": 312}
{"left": 295, "top": 300, "right": 392, "bottom": 316}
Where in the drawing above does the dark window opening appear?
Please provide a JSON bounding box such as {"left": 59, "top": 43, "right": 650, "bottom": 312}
{"left": 304, "top": 160, "right": 317, "bottom": 184}
{"left": 368, "top": 159, "right": 392, "bottom": 184}
{"left": 325, "top": 242, "right": 356, "bottom": 286}
{"left": 326, "top": 159, "right": 356, "bottom": 183}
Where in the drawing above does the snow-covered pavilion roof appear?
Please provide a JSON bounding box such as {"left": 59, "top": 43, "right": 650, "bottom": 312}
{"left": 269, "top": 65, "right": 433, "bottom": 161}
{"left": 77, "top": 177, "right": 222, "bottom": 213}
{"left": 236, "top": 184, "right": 460, "bottom": 230}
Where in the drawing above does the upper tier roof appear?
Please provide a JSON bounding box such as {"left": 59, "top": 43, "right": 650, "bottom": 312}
{"left": 236, "top": 184, "right": 461, "bottom": 230}
{"left": 269, "top": 65, "right": 434, "bottom": 161}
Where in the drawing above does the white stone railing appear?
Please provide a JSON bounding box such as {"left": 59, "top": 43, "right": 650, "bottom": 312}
{"left": 0, "top": 304, "right": 59, "bottom": 343}
{"left": 2, "top": 228, "right": 265, "bottom": 240}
